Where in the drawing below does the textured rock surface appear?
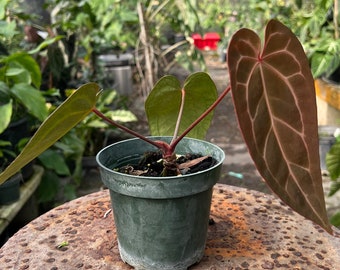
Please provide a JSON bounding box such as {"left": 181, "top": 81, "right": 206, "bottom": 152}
{"left": 1, "top": 184, "right": 339, "bottom": 269}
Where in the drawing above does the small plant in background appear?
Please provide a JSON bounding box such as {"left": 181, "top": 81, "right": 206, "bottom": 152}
{"left": 46, "top": 0, "right": 139, "bottom": 82}
{"left": 46, "top": 0, "right": 207, "bottom": 97}
{"left": 197, "top": 0, "right": 296, "bottom": 42}
{"left": 287, "top": 0, "right": 340, "bottom": 80}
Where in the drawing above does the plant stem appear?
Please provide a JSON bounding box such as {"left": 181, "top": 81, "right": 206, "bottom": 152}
{"left": 171, "top": 88, "right": 186, "bottom": 145}
{"left": 91, "top": 108, "right": 162, "bottom": 149}
{"left": 93, "top": 85, "right": 231, "bottom": 158}
{"left": 169, "top": 85, "right": 231, "bottom": 152}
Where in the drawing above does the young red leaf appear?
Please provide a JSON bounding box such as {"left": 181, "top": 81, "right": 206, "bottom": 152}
{"left": 228, "top": 20, "right": 332, "bottom": 233}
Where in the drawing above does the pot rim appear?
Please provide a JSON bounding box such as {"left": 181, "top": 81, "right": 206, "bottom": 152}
{"left": 96, "top": 136, "right": 225, "bottom": 180}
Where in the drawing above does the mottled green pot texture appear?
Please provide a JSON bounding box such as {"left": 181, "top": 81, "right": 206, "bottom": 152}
{"left": 96, "top": 137, "right": 225, "bottom": 270}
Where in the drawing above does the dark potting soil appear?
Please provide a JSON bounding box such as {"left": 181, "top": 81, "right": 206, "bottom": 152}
{"left": 115, "top": 151, "right": 217, "bottom": 177}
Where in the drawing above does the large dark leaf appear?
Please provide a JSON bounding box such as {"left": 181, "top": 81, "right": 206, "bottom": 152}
{"left": 228, "top": 20, "right": 332, "bottom": 233}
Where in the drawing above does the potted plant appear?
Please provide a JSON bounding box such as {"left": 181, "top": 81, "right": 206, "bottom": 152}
{"left": 0, "top": 20, "right": 334, "bottom": 269}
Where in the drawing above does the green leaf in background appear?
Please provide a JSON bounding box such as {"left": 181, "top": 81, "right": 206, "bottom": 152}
{"left": 0, "top": 0, "right": 10, "bottom": 20}
{"left": 330, "top": 212, "right": 340, "bottom": 227}
{"left": 11, "top": 83, "right": 48, "bottom": 121}
{"left": 3, "top": 52, "right": 41, "bottom": 88}
{"left": 5, "top": 63, "right": 30, "bottom": 84}
{"left": 28, "top": 35, "right": 65, "bottom": 54}
{"left": 145, "top": 72, "right": 218, "bottom": 140}
{"left": 55, "top": 130, "right": 85, "bottom": 158}
{"left": 108, "top": 109, "right": 137, "bottom": 123}
{"left": 5, "top": 67, "right": 25, "bottom": 76}
{"left": 63, "top": 183, "right": 77, "bottom": 201}
{"left": 84, "top": 119, "right": 107, "bottom": 128}
{"left": 310, "top": 39, "right": 340, "bottom": 78}
{"left": 0, "top": 81, "right": 9, "bottom": 98}
{"left": 97, "top": 90, "right": 117, "bottom": 107}
{"left": 0, "top": 83, "right": 100, "bottom": 185}
{"left": 328, "top": 180, "right": 340, "bottom": 197}
{"left": 0, "top": 140, "right": 11, "bottom": 147}
{"left": 0, "top": 21, "right": 17, "bottom": 39}
{"left": 0, "top": 100, "right": 12, "bottom": 134}
{"left": 38, "top": 149, "right": 70, "bottom": 176}
{"left": 326, "top": 141, "right": 340, "bottom": 180}
{"left": 0, "top": 139, "right": 11, "bottom": 158}
{"left": 86, "top": 110, "right": 137, "bottom": 128}
{"left": 36, "top": 170, "right": 60, "bottom": 203}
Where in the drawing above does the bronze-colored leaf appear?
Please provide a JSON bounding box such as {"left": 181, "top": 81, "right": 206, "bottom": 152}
{"left": 228, "top": 20, "right": 332, "bottom": 233}
{"left": 0, "top": 83, "right": 100, "bottom": 185}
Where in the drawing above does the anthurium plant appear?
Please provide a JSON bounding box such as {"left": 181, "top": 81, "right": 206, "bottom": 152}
{"left": 0, "top": 20, "right": 333, "bottom": 234}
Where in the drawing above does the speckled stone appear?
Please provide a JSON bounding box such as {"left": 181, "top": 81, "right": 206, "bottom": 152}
{"left": 0, "top": 184, "right": 339, "bottom": 269}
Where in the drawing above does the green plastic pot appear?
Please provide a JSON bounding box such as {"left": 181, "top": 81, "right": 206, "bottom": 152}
{"left": 96, "top": 137, "right": 224, "bottom": 270}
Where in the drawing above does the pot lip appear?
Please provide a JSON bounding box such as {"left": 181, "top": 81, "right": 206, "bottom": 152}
{"left": 96, "top": 136, "right": 225, "bottom": 180}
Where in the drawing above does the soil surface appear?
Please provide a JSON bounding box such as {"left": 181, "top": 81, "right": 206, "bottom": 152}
{"left": 116, "top": 151, "right": 217, "bottom": 177}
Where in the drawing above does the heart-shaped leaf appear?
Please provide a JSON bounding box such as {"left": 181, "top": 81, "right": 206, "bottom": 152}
{"left": 228, "top": 20, "right": 332, "bottom": 233}
{"left": 0, "top": 83, "right": 100, "bottom": 185}
{"left": 145, "top": 72, "right": 217, "bottom": 140}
